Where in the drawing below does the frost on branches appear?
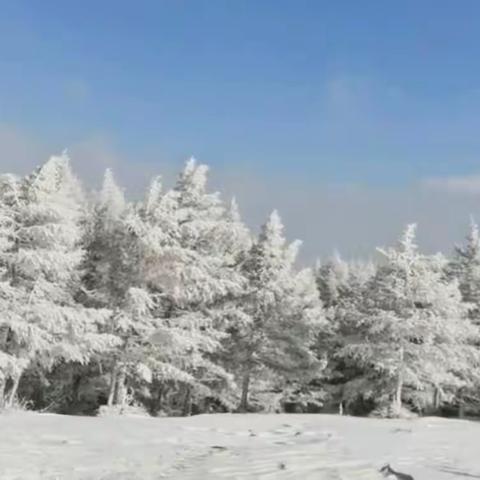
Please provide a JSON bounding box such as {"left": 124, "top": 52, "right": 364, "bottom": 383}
{"left": 339, "top": 225, "right": 480, "bottom": 416}
{"left": 228, "top": 211, "right": 325, "bottom": 412}
{"left": 1, "top": 154, "right": 480, "bottom": 418}
{"left": 135, "top": 159, "right": 250, "bottom": 415}
{"left": 0, "top": 155, "right": 118, "bottom": 409}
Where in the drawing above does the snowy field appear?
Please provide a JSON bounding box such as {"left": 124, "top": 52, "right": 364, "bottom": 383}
{"left": 0, "top": 413, "right": 478, "bottom": 479}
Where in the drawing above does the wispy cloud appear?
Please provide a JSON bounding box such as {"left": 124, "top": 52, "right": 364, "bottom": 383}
{"left": 422, "top": 174, "right": 480, "bottom": 195}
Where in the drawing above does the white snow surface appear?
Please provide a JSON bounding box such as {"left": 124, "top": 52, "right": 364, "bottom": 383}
{"left": 0, "top": 412, "right": 478, "bottom": 479}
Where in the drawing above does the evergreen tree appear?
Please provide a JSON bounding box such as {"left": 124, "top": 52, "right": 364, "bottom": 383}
{"left": 80, "top": 169, "right": 151, "bottom": 410}
{"left": 3, "top": 154, "right": 118, "bottom": 407}
{"left": 341, "top": 225, "right": 479, "bottom": 416}
{"left": 447, "top": 218, "right": 480, "bottom": 323}
{"left": 316, "top": 252, "right": 349, "bottom": 311}
{"left": 135, "top": 160, "right": 248, "bottom": 414}
{"left": 444, "top": 218, "right": 480, "bottom": 413}
{"left": 0, "top": 174, "right": 23, "bottom": 407}
{"left": 81, "top": 169, "right": 133, "bottom": 308}
{"left": 315, "top": 255, "right": 375, "bottom": 413}
{"left": 233, "top": 210, "right": 324, "bottom": 411}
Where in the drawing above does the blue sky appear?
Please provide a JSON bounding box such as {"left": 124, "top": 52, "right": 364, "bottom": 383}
{"left": 2, "top": 1, "right": 480, "bottom": 259}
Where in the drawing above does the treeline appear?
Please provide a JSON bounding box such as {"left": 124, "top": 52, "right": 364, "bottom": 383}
{"left": 0, "top": 154, "right": 479, "bottom": 418}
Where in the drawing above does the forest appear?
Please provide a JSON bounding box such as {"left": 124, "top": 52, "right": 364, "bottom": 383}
{"left": 1, "top": 153, "right": 479, "bottom": 419}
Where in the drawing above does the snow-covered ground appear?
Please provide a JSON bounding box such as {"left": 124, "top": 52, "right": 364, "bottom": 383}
{"left": 0, "top": 412, "right": 478, "bottom": 479}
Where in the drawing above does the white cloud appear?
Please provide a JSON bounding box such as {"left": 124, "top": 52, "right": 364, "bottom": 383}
{"left": 422, "top": 174, "right": 480, "bottom": 195}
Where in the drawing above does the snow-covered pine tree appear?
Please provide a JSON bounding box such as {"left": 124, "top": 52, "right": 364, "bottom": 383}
{"left": 136, "top": 160, "right": 248, "bottom": 415}
{"left": 316, "top": 252, "right": 350, "bottom": 311}
{"left": 80, "top": 169, "right": 154, "bottom": 411}
{"left": 0, "top": 174, "right": 24, "bottom": 407}
{"left": 221, "top": 197, "right": 252, "bottom": 267}
{"left": 447, "top": 218, "right": 480, "bottom": 323}
{"left": 341, "top": 224, "right": 479, "bottom": 416}
{"left": 3, "top": 154, "right": 118, "bottom": 407}
{"left": 315, "top": 255, "right": 376, "bottom": 414}
{"left": 444, "top": 218, "right": 480, "bottom": 413}
{"left": 81, "top": 169, "right": 134, "bottom": 309}
{"left": 233, "top": 210, "right": 324, "bottom": 412}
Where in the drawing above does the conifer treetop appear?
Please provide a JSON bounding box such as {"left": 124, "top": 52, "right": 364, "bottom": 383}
{"left": 100, "top": 168, "right": 126, "bottom": 221}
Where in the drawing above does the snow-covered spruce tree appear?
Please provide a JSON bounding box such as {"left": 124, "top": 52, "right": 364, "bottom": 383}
{"left": 340, "top": 225, "right": 480, "bottom": 416}
{"left": 0, "top": 174, "right": 24, "bottom": 408}
{"left": 2, "top": 154, "right": 118, "bottom": 408}
{"left": 134, "top": 159, "right": 249, "bottom": 415}
{"left": 80, "top": 169, "right": 153, "bottom": 412}
{"left": 231, "top": 210, "right": 325, "bottom": 412}
{"left": 81, "top": 169, "right": 134, "bottom": 309}
{"left": 316, "top": 252, "right": 350, "bottom": 312}
{"left": 315, "top": 255, "right": 376, "bottom": 414}
{"left": 447, "top": 218, "right": 480, "bottom": 323}
{"left": 444, "top": 218, "right": 480, "bottom": 413}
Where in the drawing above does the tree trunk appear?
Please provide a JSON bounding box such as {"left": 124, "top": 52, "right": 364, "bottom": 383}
{"left": 0, "top": 325, "right": 10, "bottom": 406}
{"left": 71, "top": 373, "right": 83, "bottom": 411}
{"left": 182, "top": 386, "right": 192, "bottom": 417}
{"left": 152, "top": 383, "right": 164, "bottom": 416}
{"left": 239, "top": 370, "right": 251, "bottom": 412}
{"left": 107, "top": 365, "right": 118, "bottom": 407}
{"left": 0, "top": 378, "right": 6, "bottom": 409}
{"left": 393, "top": 346, "right": 404, "bottom": 414}
{"left": 164, "top": 387, "right": 174, "bottom": 415}
{"left": 6, "top": 373, "right": 21, "bottom": 408}
{"left": 433, "top": 386, "right": 441, "bottom": 411}
{"left": 115, "top": 364, "right": 127, "bottom": 407}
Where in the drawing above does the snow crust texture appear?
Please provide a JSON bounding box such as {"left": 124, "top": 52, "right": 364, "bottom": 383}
{"left": 0, "top": 412, "right": 477, "bottom": 480}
